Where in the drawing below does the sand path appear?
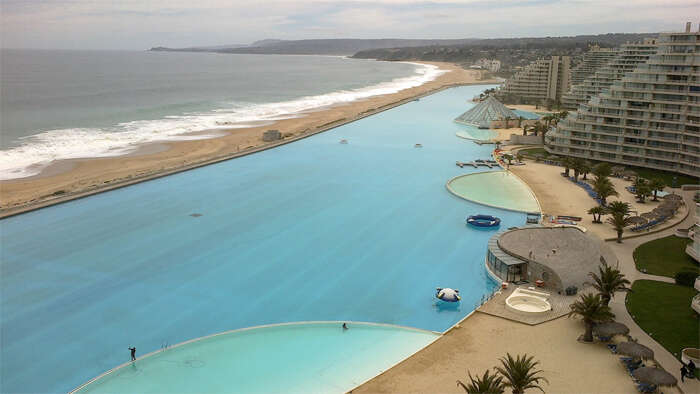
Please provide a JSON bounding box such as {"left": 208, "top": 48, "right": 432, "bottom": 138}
{"left": 352, "top": 312, "right": 639, "bottom": 394}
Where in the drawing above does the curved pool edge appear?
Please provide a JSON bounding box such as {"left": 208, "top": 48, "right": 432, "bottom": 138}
{"left": 70, "top": 321, "right": 441, "bottom": 394}
{"left": 455, "top": 130, "right": 496, "bottom": 143}
{"left": 445, "top": 170, "right": 542, "bottom": 214}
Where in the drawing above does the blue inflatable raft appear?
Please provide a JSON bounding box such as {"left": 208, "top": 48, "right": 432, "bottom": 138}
{"left": 466, "top": 214, "right": 501, "bottom": 227}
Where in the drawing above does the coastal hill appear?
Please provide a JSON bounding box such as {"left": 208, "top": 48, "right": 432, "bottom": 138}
{"left": 351, "top": 33, "right": 655, "bottom": 74}
{"left": 150, "top": 38, "right": 479, "bottom": 55}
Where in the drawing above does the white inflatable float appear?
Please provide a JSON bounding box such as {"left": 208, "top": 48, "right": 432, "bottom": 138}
{"left": 436, "top": 287, "right": 461, "bottom": 302}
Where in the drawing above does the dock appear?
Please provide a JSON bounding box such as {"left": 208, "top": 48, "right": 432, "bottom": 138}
{"left": 456, "top": 159, "right": 498, "bottom": 169}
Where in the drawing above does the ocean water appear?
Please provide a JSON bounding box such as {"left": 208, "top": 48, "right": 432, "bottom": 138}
{"left": 0, "top": 84, "right": 525, "bottom": 393}
{"left": 0, "top": 50, "right": 442, "bottom": 179}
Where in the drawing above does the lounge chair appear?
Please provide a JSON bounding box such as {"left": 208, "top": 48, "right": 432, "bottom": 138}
{"left": 636, "top": 383, "right": 656, "bottom": 393}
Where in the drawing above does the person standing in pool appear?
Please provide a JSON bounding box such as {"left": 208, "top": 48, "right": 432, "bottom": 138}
{"left": 342, "top": 323, "right": 348, "bottom": 330}
{"left": 129, "top": 347, "right": 136, "bottom": 361}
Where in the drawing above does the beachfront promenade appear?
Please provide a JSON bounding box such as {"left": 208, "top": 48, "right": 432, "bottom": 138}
{"left": 355, "top": 151, "right": 698, "bottom": 393}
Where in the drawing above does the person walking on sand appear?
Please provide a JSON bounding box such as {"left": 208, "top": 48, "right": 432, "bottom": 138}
{"left": 680, "top": 365, "right": 688, "bottom": 382}
{"left": 129, "top": 347, "right": 136, "bottom": 361}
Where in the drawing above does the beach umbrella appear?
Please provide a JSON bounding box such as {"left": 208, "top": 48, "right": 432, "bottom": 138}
{"left": 594, "top": 322, "right": 630, "bottom": 338}
{"left": 659, "top": 200, "right": 680, "bottom": 209}
{"left": 663, "top": 194, "right": 683, "bottom": 201}
{"left": 632, "top": 367, "right": 678, "bottom": 387}
{"left": 652, "top": 207, "right": 675, "bottom": 217}
{"left": 627, "top": 216, "right": 647, "bottom": 226}
{"left": 612, "top": 166, "right": 625, "bottom": 175}
{"left": 617, "top": 341, "right": 654, "bottom": 360}
{"left": 640, "top": 212, "right": 657, "bottom": 220}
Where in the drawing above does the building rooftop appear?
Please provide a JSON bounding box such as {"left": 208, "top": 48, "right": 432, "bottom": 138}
{"left": 498, "top": 226, "right": 617, "bottom": 289}
{"left": 454, "top": 95, "right": 517, "bottom": 128}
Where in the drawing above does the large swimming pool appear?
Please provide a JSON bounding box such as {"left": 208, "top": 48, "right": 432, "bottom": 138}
{"left": 1, "top": 84, "right": 528, "bottom": 393}
{"left": 75, "top": 322, "right": 438, "bottom": 393}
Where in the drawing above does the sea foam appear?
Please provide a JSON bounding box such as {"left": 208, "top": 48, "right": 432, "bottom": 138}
{"left": 0, "top": 63, "right": 446, "bottom": 180}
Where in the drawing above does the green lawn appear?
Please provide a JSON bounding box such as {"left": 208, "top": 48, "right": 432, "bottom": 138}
{"left": 518, "top": 147, "right": 552, "bottom": 158}
{"left": 630, "top": 167, "right": 697, "bottom": 187}
{"left": 627, "top": 280, "right": 699, "bottom": 360}
{"left": 633, "top": 235, "right": 698, "bottom": 278}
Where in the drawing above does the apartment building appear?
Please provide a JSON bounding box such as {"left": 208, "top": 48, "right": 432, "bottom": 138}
{"left": 546, "top": 23, "right": 700, "bottom": 178}
{"left": 562, "top": 39, "right": 658, "bottom": 110}
{"left": 569, "top": 45, "right": 619, "bottom": 86}
{"left": 497, "top": 56, "right": 571, "bottom": 104}
{"left": 474, "top": 58, "right": 502, "bottom": 72}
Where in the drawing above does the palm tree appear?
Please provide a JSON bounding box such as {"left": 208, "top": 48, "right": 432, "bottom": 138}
{"left": 561, "top": 157, "right": 573, "bottom": 177}
{"left": 555, "top": 110, "right": 569, "bottom": 125}
{"left": 542, "top": 114, "right": 555, "bottom": 128}
{"left": 579, "top": 160, "right": 592, "bottom": 180}
{"left": 606, "top": 201, "right": 632, "bottom": 243}
{"left": 504, "top": 116, "right": 511, "bottom": 128}
{"left": 592, "top": 176, "right": 618, "bottom": 205}
{"left": 530, "top": 121, "right": 543, "bottom": 136}
{"left": 568, "top": 293, "right": 615, "bottom": 342}
{"left": 592, "top": 162, "right": 612, "bottom": 179}
{"left": 587, "top": 206, "right": 606, "bottom": 223}
{"left": 517, "top": 116, "right": 524, "bottom": 128}
{"left": 532, "top": 122, "right": 549, "bottom": 144}
{"left": 495, "top": 353, "right": 548, "bottom": 394}
{"left": 457, "top": 370, "right": 505, "bottom": 394}
{"left": 588, "top": 263, "right": 631, "bottom": 306}
{"left": 633, "top": 177, "right": 652, "bottom": 203}
{"left": 503, "top": 153, "right": 514, "bottom": 165}
{"left": 571, "top": 158, "right": 588, "bottom": 182}
{"left": 648, "top": 178, "right": 666, "bottom": 201}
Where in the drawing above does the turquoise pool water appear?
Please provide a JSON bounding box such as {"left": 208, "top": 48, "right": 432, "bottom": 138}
{"left": 75, "top": 322, "right": 438, "bottom": 393}
{"left": 0, "top": 84, "right": 526, "bottom": 393}
{"left": 455, "top": 128, "right": 497, "bottom": 141}
{"left": 511, "top": 109, "right": 541, "bottom": 120}
{"left": 447, "top": 171, "right": 540, "bottom": 213}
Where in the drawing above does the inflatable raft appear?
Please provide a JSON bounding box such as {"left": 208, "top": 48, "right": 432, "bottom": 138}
{"left": 466, "top": 214, "right": 501, "bottom": 227}
{"left": 436, "top": 287, "right": 461, "bottom": 302}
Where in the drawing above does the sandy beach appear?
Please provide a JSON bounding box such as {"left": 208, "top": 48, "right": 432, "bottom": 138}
{"left": 0, "top": 62, "right": 497, "bottom": 217}
{"left": 353, "top": 312, "right": 642, "bottom": 394}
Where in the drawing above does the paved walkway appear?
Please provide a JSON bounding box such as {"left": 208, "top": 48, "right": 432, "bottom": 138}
{"left": 477, "top": 285, "right": 583, "bottom": 325}
{"left": 606, "top": 190, "right": 699, "bottom": 394}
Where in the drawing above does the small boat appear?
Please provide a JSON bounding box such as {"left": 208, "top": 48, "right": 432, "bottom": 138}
{"left": 466, "top": 214, "right": 501, "bottom": 227}
{"left": 339, "top": 139, "right": 348, "bottom": 144}
{"left": 436, "top": 287, "right": 461, "bottom": 302}
{"left": 415, "top": 143, "right": 423, "bottom": 148}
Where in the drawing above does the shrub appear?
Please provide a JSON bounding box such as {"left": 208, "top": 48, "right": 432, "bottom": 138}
{"left": 674, "top": 271, "right": 698, "bottom": 287}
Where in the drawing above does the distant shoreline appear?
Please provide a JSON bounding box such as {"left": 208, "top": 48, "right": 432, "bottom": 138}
{"left": 0, "top": 62, "right": 498, "bottom": 218}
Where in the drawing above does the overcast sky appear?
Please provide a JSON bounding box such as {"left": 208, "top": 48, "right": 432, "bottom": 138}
{"left": 1, "top": 0, "right": 697, "bottom": 50}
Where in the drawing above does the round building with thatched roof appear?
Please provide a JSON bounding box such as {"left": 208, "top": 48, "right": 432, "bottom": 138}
{"left": 486, "top": 226, "right": 617, "bottom": 292}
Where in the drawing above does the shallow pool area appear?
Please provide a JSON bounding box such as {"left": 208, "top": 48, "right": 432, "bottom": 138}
{"left": 455, "top": 128, "right": 497, "bottom": 141}
{"left": 1, "top": 84, "right": 526, "bottom": 393}
{"left": 75, "top": 322, "right": 438, "bottom": 394}
{"left": 511, "top": 109, "right": 541, "bottom": 120}
{"left": 447, "top": 171, "right": 540, "bottom": 213}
